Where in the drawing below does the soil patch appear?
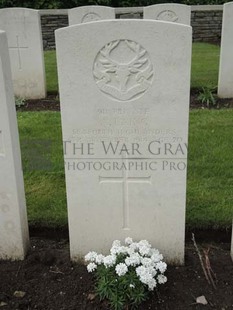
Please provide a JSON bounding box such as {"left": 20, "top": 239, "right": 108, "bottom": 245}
{"left": 28, "top": 225, "right": 232, "bottom": 243}
{"left": 0, "top": 238, "right": 232, "bottom": 310}
{"left": 17, "top": 94, "right": 60, "bottom": 112}
{"left": 16, "top": 90, "right": 233, "bottom": 112}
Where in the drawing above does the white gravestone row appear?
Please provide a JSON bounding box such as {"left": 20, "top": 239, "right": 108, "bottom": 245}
{"left": 56, "top": 19, "right": 192, "bottom": 264}
{"left": 0, "top": 8, "right": 231, "bottom": 263}
{"left": 0, "top": 8, "right": 46, "bottom": 99}
{"left": 68, "top": 4, "right": 190, "bottom": 26}
{"left": 0, "top": 30, "right": 29, "bottom": 260}
{"left": 68, "top": 6, "right": 115, "bottom": 25}
{"left": 144, "top": 4, "right": 191, "bottom": 25}
{"left": 218, "top": 2, "right": 233, "bottom": 260}
{"left": 218, "top": 2, "right": 233, "bottom": 98}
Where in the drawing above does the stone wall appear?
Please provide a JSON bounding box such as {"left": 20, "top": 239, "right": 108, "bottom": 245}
{"left": 41, "top": 10, "right": 68, "bottom": 50}
{"left": 191, "top": 5, "right": 222, "bottom": 43}
{"left": 40, "top": 5, "right": 223, "bottom": 50}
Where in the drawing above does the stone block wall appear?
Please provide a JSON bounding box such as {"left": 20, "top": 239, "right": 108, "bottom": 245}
{"left": 40, "top": 6, "right": 223, "bottom": 50}
{"left": 191, "top": 6, "right": 222, "bottom": 43}
{"left": 41, "top": 10, "right": 68, "bottom": 50}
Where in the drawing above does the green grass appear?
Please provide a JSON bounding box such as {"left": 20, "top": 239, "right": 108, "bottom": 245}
{"left": 17, "top": 112, "right": 67, "bottom": 227}
{"left": 44, "top": 50, "right": 58, "bottom": 93}
{"left": 187, "top": 110, "right": 233, "bottom": 229}
{"left": 44, "top": 42, "right": 220, "bottom": 92}
{"left": 191, "top": 43, "right": 220, "bottom": 88}
{"left": 17, "top": 111, "right": 233, "bottom": 230}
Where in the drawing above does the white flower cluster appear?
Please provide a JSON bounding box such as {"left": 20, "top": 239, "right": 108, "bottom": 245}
{"left": 85, "top": 238, "right": 167, "bottom": 291}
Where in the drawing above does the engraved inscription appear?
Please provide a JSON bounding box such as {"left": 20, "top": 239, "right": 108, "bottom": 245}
{"left": 9, "top": 35, "right": 28, "bottom": 70}
{"left": 81, "top": 13, "right": 101, "bottom": 23}
{"left": 0, "top": 130, "right": 4, "bottom": 156}
{"left": 99, "top": 156, "right": 152, "bottom": 229}
{"left": 156, "top": 10, "right": 178, "bottom": 22}
{"left": 93, "top": 40, "right": 154, "bottom": 101}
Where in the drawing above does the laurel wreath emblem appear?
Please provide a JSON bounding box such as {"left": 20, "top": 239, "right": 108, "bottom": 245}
{"left": 93, "top": 40, "right": 154, "bottom": 101}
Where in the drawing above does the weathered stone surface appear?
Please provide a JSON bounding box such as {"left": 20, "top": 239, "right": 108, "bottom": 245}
{"left": 68, "top": 6, "right": 115, "bottom": 25}
{"left": 0, "top": 8, "right": 46, "bottom": 99}
{"left": 218, "top": 2, "right": 233, "bottom": 98}
{"left": 56, "top": 20, "right": 192, "bottom": 264}
{"left": 0, "top": 30, "right": 29, "bottom": 260}
{"left": 144, "top": 4, "right": 191, "bottom": 25}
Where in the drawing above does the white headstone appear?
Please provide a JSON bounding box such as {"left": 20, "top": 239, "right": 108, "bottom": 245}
{"left": 0, "top": 8, "right": 46, "bottom": 99}
{"left": 56, "top": 20, "right": 192, "bottom": 264}
{"left": 68, "top": 6, "right": 115, "bottom": 25}
{"left": 218, "top": 2, "right": 233, "bottom": 98}
{"left": 144, "top": 4, "right": 191, "bottom": 25}
{"left": 0, "top": 30, "right": 29, "bottom": 260}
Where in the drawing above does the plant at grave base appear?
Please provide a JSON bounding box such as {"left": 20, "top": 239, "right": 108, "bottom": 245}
{"left": 15, "top": 96, "right": 26, "bottom": 108}
{"left": 85, "top": 238, "right": 167, "bottom": 310}
{"left": 197, "top": 85, "right": 217, "bottom": 108}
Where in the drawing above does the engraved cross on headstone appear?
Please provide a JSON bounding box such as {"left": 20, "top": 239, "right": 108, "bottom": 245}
{"left": 99, "top": 156, "right": 152, "bottom": 230}
{"left": 9, "top": 35, "right": 28, "bottom": 70}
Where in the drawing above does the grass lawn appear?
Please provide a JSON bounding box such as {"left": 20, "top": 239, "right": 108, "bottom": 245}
{"left": 187, "top": 110, "right": 233, "bottom": 229}
{"left": 17, "top": 112, "right": 66, "bottom": 227}
{"left": 44, "top": 42, "right": 220, "bottom": 93}
{"left": 17, "top": 110, "right": 233, "bottom": 230}
{"left": 44, "top": 50, "right": 58, "bottom": 93}
{"left": 191, "top": 43, "right": 220, "bottom": 89}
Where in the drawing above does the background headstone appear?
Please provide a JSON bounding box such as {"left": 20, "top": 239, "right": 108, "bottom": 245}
{"left": 56, "top": 20, "right": 192, "bottom": 264}
{"left": 0, "top": 30, "right": 29, "bottom": 260}
{"left": 218, "top": 2, "right": 233, "bottom": 98}
{"left": 0, "top": 8, "right": 46, "bottom": 99}
{"left": 144, "top": 4, "right": 191, "bottom": 25}
{"left": 68, "top": 6, "right": 115, "bottom": 25}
